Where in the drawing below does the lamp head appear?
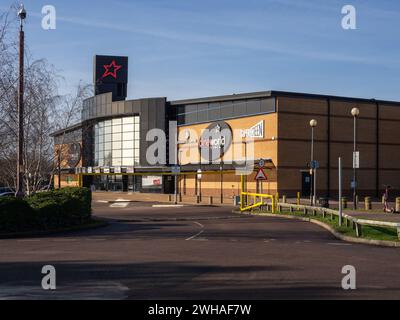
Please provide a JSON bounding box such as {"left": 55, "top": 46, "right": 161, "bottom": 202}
{"left": 351, "top": 107, "right": 360, "bottom": 117}
{"left": 17, "top": 4, "right": 27, "bottom": 20}
{"left": 309, "top": 119, "right": 318, "bottom": 128}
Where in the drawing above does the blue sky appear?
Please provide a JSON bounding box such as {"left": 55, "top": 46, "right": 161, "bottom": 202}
{"left": 3, "top": 0, "right": 400, "bottom": 100}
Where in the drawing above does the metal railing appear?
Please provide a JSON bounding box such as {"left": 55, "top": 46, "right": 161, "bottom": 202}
{"left": 240, "top": 192, "right": 276, "bottom": 213}
{"left": 239, "top": 199, "right": 400, "bottom": 240}
{"left": 275, "top": 203, "right": 400, "bottom": 240}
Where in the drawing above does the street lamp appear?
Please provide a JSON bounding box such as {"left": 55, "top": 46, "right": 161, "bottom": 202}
{"left": 309, "top": 119, "right": 317, "bottom": 205}
{"left": 15, "top": 4, "right": 26, "bottom": 198}
{"left": 351, "top": 107, "right": 360, "bottom": 210}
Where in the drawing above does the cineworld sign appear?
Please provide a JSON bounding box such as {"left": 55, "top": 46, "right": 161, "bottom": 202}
{"left": 199, "top": 121, "right": 233, "bottom": 161}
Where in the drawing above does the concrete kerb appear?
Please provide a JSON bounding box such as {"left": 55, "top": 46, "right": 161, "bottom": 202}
{"left": 233, "top": 209, "right": 400, "bottom": 248}
{"left": 97, "top": 199, "right": 231, "bottom": 208}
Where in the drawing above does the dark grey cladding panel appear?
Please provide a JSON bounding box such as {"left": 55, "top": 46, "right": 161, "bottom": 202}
{"left": 136, "top": 98, "right": 167, "bottom": 166}
{"left": 81, "top": 94, "right": 167, "bottom": 167}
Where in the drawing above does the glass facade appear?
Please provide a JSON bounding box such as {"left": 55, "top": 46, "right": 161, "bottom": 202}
{"left": 94, "top": 116, "right": 140, "bottom": 167}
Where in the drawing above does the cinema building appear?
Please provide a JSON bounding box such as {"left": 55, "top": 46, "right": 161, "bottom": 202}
{"left": 52, "top": 55, "right": 400, "bottom": 201}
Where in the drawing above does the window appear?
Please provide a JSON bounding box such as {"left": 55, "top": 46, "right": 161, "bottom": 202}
{"left": 94, "top": 116, "right": 140, "bottom": 167}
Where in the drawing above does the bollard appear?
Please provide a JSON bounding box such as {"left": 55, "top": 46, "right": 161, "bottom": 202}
{"left": 341, "top": 197, "right": 348, "bottom": 209}
{"left": 168, "top": 194, "right": 172, "bottom": 202}
{"left": 196, "top": 195, "right": 200, "bottom": 204}
{"left": 282, "top": 195, "right": 287, "bottom": 203}
{"left": 382, "top": 195, "right": 385, "bottom": 204}
{"left": 209, "top": 196, "right": 213, "bottom": 205}
{"left": 396, "top": 197, "right": 400, "bottom": 213}
{"left": 364, "top": 197, "right": 372, "bottom": 211}
{"left": 276, "top": 192, "right": 279, "bottom": 204}
{"left": 178, "top": 193, "right": 182, "bottom": 202}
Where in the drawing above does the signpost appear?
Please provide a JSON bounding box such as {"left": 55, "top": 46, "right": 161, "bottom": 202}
{"left": 197, "top": 169, "right": 202, "bottom": 202}
{"left": 171, "top": 166, "right": 180, "bottom": 204}
{"left": 338, "top": 157, "right": 343, "bottom": 226}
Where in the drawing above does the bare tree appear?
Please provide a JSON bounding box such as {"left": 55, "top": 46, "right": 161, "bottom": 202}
{"left": 0, "top": 5, "right": 92, "bottom": 194}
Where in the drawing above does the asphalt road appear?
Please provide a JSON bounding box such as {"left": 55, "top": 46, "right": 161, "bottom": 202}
{"left": 1, "top": 200, "right": 400, "bottom": 300}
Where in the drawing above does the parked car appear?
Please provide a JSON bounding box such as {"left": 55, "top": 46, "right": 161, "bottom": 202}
{"left": 0, "top": 187, "right": 15, "bottom": 197}
{"left": 0, "top": 192, "right": 15, "bottom": 197}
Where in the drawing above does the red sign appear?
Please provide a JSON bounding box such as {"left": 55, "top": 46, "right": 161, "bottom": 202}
{"left": 255, "top": 168, "right": 267, "bottom": 181}
{"left": 102, "top": 60, "right": 122, "bottom": 79}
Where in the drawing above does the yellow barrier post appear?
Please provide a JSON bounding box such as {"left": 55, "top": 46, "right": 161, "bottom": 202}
{"left": 78, "top": 174, "right": 83, "bottom": 187}
{"left": 240, "top": 174, "right": 245, "bottom": 210}
{"left": 297, "top": 192, "right": 300, "bottom": 209}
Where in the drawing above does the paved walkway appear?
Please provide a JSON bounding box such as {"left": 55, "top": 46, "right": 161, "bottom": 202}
{"left": 92, "top": 191, "right": 235, "bottom": 207}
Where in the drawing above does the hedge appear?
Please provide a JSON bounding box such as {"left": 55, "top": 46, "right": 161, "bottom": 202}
{"left": 0, "top": 187, "right": 92, "bottom": 233}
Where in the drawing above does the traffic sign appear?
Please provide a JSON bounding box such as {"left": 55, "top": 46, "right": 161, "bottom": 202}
{"left": 171, "top": 166, "right": 181, "bottom": 175}
{"left": 309, "top": 160, "right": 319, "bottom": 169}
{"left": 255, "top": 168, "right": 268, "bottom": 181}
{"left": 258, "top": 159, "right": 265, "bottom": 168}
{"left": 353, "top": 151, "right": 360, "bottom": 169}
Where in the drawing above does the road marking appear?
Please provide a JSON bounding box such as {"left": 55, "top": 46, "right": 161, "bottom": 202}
{"left": 114, "top": 199, "right": 131, "bottom": 202}
{"left": 52, "top": 239, "right": 78, "bottom": 242}
{"left": 327, "top": 242, "right": 352, "bottom": 246}
{"left": 96, "top": 200, "right": 108, "bottom": 203}
{"left": 186, "top": 230, "right": 204, "bottom": 241}
{"left": 110, "top": 202, "right": 129, "bottom": 208}
{"left": 194, "top": 222, "right": 204, "bottom": 228}
{"left": 17, "top": 239, "right": 41, "bottom": 242}
{"left": 186, "top": 221, "right": 205, "bottom": 240}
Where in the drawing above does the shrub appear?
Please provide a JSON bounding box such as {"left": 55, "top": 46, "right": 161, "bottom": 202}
{"left": 0, "top": 197, "right": 35, "bottom": 232}
{"left": 0, "top": 187, "right": 92, "bottom": 233}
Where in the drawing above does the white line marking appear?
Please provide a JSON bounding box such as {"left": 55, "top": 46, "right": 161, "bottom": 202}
{"left": 186, "top": 221, "right": 205, "bottom": 240}
{"left": 194, "top": 222, "right": 204, "bottom": 228}
{"left": 96, "top": 200, "right": 108, "bottom": 203}
{"left": 114, "top": 199, "right": 131, "bottom": 202}
{"left": 327, "top": 242, "right": 352, "bottom": 246}
{"left": 186, "top": 230, "right": 204, "bottom": 241}
{"left": 110, "top": 202, "right": 129, "bottom": 208}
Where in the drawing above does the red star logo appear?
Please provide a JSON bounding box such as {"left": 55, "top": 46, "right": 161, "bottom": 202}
{"left": 102, "top": 60, "right": 122, "bottom": 79}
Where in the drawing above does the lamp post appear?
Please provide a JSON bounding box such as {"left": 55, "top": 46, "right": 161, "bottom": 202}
{"left": 197, "top": 145, "right": 202, "bottom": 202}
{"left": 351, "top": 107, "right": 360, "bottom": 210}
{"left": 15, "top": 4, "right": 26, "bottom": 198}
{"left": 309, "top": 119, "right": 317, "bottom": 205}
